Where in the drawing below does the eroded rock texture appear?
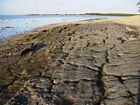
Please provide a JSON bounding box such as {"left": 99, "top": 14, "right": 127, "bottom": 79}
{"left": 0, "top": 22, "right": 140, "bottom": 105}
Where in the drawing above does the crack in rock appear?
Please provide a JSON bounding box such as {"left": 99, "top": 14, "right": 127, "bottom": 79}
{"left": 0, "top": 22, "right": 140, "bottom": 105}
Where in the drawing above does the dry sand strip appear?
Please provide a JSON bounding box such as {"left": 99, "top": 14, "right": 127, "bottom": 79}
{"left": 111, "top": 15, "right": 140, "bottom": 27}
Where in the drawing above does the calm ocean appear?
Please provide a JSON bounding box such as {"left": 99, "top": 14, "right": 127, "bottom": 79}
{"left": 0, "top": 15, "right": 121, "bottom": 38}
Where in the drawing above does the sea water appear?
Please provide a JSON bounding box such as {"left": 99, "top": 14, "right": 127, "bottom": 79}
{"left": 0, "top": 15, "right": 121, "bottom": 38}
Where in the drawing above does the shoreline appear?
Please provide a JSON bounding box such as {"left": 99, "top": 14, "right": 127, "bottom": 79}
{"left": 9, "top": 15, "right": 140, "bottom": 34}
{"left": 0, "top": 18, "right": 107, "bottom": 42}
{"left": 25, "top": 13, "right": 139, "bottom": 16}
{"left": 1, "top": 15, "right": 140, "bottom": 46}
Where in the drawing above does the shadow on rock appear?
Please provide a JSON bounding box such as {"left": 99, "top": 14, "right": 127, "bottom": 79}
{"left": 21, "top": 43, "right": 45, "bottom": 57}
{"left": 12, "top": 95, "right": 28, "bottom": 105}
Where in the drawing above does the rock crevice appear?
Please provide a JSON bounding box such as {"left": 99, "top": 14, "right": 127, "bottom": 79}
{"left": 0, "top": 22, "right": 140, "bottom": 105}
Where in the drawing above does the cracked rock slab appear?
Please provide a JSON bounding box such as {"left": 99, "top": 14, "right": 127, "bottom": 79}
{"left": 0, "top": 22, "right": 140, "bottom": 105}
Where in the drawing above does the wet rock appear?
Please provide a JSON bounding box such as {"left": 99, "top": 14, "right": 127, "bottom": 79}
{"left": 5, "top": 26, "right": 13, "bottom": 28}
{"left": 0, "top": 22, "right": 140, "bottom": 105}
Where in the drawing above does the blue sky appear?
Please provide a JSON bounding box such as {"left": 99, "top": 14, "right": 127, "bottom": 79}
{"left": 0, "top": 0, "right": 139, "bottom": 15}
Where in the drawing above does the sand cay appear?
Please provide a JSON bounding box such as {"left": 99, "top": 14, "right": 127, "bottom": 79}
{"left": 0, "top": 15, "right": 140, "bottom": 105}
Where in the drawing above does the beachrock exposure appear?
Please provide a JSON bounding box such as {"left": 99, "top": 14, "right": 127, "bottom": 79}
{"left": 0, "top": 21, "right": 140, "bottom": 105}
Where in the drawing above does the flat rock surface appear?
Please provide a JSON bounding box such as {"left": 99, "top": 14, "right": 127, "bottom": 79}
{"left": 0, "top": 21, "right": 140, "bottom": 105}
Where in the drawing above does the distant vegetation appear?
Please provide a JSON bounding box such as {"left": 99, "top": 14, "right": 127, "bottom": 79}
{"left": 85, "top": 13, "right": 139, "bottom": 16}
{"left": 26, "top": 13, "right": 139, "bottom": 17}
{"left": 26, "top": 14, "right": 80, "bottom": 16}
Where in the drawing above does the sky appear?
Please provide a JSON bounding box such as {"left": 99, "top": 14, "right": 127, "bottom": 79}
{"left": 0, "top": 0, "right": 139, "bottom": 15}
